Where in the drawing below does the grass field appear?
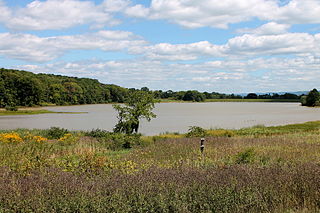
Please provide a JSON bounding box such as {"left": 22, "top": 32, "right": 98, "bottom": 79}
{"left": 0, "top": 122, "right": 320, "bottom": 212}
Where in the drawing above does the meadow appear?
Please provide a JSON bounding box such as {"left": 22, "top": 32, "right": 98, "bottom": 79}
{"left": 0, "top": 122, "right": 320, "bottom": 212}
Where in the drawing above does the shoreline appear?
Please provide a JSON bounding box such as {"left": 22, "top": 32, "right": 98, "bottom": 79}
{"left": 0, "top": 98, "right": 301, "bottom": 110}
{"left": 0, "top": 109, "right": 87, "bottom": 116}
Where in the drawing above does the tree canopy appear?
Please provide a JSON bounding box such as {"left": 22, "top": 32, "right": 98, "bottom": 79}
{"left": 113, "top": 91, "right": 157, "bottom": 134}
{"left": 302, "top": 88, "right": 320, "bottom": 107}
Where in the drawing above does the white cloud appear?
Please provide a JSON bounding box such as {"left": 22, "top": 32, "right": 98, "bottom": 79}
{"left": 14, "top": 55, "right": 320, "bottom": 93}
{"left": 0, "top": 0, "right": 150, "bottom": 30}
{"left": 129, "top": 32, "right": 320, "bottom": 61}
{"left": 0, "top": 31, "right": 147, "bottom": 62}
{"left": 125, "top": 4, "right": 150, "bottom": 18}
{"left": 130, "top": 41, "right": 223, "bottom": 60}
{"left": 1, "top": 0, "right": 319, "bottom": 31}
{"left": 1, "top": 0, "right": 124, "bottom": 30}
{"left": 102, "top": 0, "right": 130, "bottom": 12}
{"left": 1, "top": 28, "right": 319, "bottom": 63}
{"left": 0, "top": 0, "right": 10, "bottom": 22}
{"left": 224, "top": 33, "right": 320, "bottom": 57}
{"left": 143, "top": 0, "right": 278, "bottom": 29}
{"left": 269, "top": 0, "right": 320, "bottom": 24}
{"left": 126, "top": 0, "right": 320, "bottom": 29}
{"left": 237, "top": 22, "right": 290, "bottom": 35}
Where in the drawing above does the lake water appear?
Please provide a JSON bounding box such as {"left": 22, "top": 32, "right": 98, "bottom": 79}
{"left": 0, "top": 102, "right": 319, "bottom": 135}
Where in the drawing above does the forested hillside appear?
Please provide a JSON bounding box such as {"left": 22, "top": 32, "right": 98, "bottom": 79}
{"left": 0, "top": 68, "right": 129, "bottom": 107}
{"left": 0, "top": 68, "right": 305, "bottom": 108}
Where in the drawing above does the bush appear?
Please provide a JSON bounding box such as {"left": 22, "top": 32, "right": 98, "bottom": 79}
{"left": 186, "top": 126, "right": 207, "bottom": 137}
{"left": 235, "top": 148, "right": 256, "bottom": 164}
{"left": 97, "top": 133, "right": 142, "bottom": 150}
{"left": 46, "top": 127, "right": 69, "bottom": 139}
{"left": 5, "top": 105, "right": 18, "bottom": 111}
{"left": 85, "top": 129, "right": 111, "bottom": 138}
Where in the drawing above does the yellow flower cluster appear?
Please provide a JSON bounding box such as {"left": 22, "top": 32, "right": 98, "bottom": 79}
{"left": 23, "top": 133, "right": 48, "bottom": 143}
{"left": 0, "top": 132, "right": 23, "bottom": 143}
{"left": 58, "top": 133, "right": 73, "bottom": 142}
{"left": 31, "top": 136, "right": 48, "bottom": 143}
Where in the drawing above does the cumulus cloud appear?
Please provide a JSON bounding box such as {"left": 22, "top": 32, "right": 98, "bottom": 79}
{"left": 269, "top": 0, "right": 320, "bottom": 24}
{"left": 3, "top": 0, "right": 119, "bottom": 30}
{"left": 129, "top": 41, "right": 223, "bottom": 60}
{"left": 237, "top": 22, "right": 290, "bottom": 35}
{"left": 145, "top": 0, "right": 277, "bottom": 29}
{"left": 224, "top": 33, "right": 320, "bottom": 57}
{"left": 128, "top": 32, "right": 320, "bottom": 61}
{"left": 14, "top": 55, "right": 320, "bottom": 93}
{"left": 0, "top": 0, "right": 10, "bottom": 22}
{"left": 0, "top": 0, "right": 147, "bottom": 31}
{"left": 128, "top": 0, "right": 320, "bottom": 29}
{"left": 1, "top": 28, "right": 319, "bottom": 63}
{"left": 0, "top": 31, "right": 147, "bottom": 62}
{"left": 1, "top": 0, "right": 319, "bottom": 30}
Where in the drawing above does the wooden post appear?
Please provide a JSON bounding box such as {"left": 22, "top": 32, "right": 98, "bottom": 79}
{"left": 200, "top": 138, "right": 205, "bottom": 166}
{"left": 200, "top": 138, "right": 205, "bottom": 154}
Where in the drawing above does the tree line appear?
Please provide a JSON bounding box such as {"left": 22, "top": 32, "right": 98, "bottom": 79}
{"left": 0, "top": 68, "right": 314, "bottom": 108}
{"left": 0, "top": 68, "right": 130, "bottom": 108}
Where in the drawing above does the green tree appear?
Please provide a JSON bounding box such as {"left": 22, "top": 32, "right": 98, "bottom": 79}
{"left": 245, "top": 93, "right": 258, "bottom": 99}
{"left": 113, "top": 91, "right": 157, "bottom": 134}
{"left": 182, "top": 90, "right": 205, "bottom": 102}
{"left": 304, "top": 88, "right": 320, "bottom": 107}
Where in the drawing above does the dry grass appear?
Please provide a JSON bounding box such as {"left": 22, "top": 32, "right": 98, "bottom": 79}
{"left": 1, "top": 122, "right": 320, "bottom": 212}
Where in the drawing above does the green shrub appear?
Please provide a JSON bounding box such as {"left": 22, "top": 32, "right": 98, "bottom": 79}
{"left": 186, "top": 126, "right": 207, "bottom": 137}
{"left": 85, "top": 129, "right": 111, "bottom": 138}
{"left": 5, "top": 105, "right": 18, "bottom": 111}
{"left": 235, "top": 148, "right": 256, "bottom": 164}
{"left": 46, "top": 127, "right": 69, "bottom": 139}
{"left": 97, "top": 133, "right": 142, "bottom": 150}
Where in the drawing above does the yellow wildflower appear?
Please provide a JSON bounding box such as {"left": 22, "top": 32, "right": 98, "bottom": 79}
{"left": 0, "top": 132, "right": 23, "bottom": 143}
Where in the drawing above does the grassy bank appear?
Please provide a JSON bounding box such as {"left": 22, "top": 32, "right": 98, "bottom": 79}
{"left": 1, "top": 122, "right": 320, "bottom": 212}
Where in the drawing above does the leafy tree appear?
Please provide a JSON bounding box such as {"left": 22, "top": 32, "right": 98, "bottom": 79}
{"left": 182, "top": 90, "right": 205, "bottom": 102}
{"left": 304, "top": 88, "right": 320, "bottom": 107}
{"left": 113, "top": 91, "right": 157, "bottom": 134}
{"left": 0, "top": 79, "right": 5, "bottom": 107}
{"left": 245, "top": 93, "right": 258, "bottom": 99}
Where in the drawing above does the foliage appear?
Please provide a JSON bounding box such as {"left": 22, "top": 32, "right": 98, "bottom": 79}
{"left": 113, "top": 91, "right": 156, "bottom": 134}
{"left": 0, "top": 68, "right": 130, "bottom": 107}
{"left": 46, "top": 127, "right": 70, "bottom": 139}
{"left": 1, "top": 122, "right": 320, "bottom": 212}
{"left": 206, "top": 129, "right": 235, "bottom": 137}
{"left": 182, "top": 90, "right": 205, "bottom": 102}
{"left": 186, "top": 126, "right": 207, "bottom": 137}
{"left": 0, "top": 69, "right": 303, "bottom": 109}
{"left": 85, "top": 128, "right": 112, "bottom": 138}
{"left": 244, "top": 93, "right": 258, "bottom": 99}
{"left": 5, "top": 105, "right": 18, "bottom": 111}
{"left": 303, "top": 88, "right": 320, "bottom": 107}
{"left": 234, "top": 148, "right": 256, "bottom": 164}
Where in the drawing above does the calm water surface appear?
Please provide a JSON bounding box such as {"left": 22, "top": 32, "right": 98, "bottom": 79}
{"left": 0, "top": 103, "right": 319, "bottom": 135}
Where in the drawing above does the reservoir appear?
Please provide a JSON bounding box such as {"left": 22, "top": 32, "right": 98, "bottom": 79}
{"left": 0, "top": 102, "right": 319, "bottom": 135}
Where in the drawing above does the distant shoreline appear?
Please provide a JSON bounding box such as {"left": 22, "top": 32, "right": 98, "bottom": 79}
{"left": 0, "top": 98, "right": 301, "bottom": 112}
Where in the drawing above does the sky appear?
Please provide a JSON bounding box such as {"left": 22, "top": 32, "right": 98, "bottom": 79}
{"left": 0, "top": 0, "right": 319, "bottom": 93}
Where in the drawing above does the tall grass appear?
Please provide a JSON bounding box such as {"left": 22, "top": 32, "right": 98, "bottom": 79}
{"left": 1, "top": 121, "right": 320, "bottom": 212}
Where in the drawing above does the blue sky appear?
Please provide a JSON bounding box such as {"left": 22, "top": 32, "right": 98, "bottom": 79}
{"left": 0, "top": 0, "right": 319, "bottom": 93}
